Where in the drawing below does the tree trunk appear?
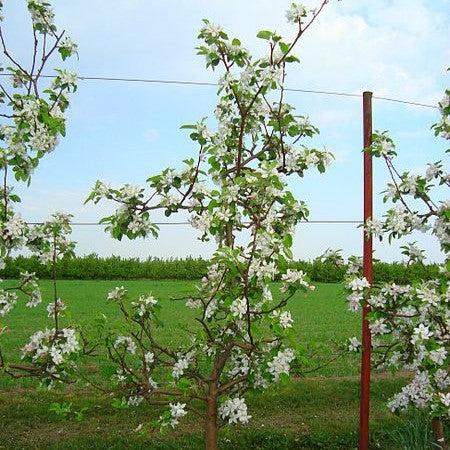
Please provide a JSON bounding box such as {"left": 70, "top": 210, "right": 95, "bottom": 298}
{"left": 432, "top": 417, "right": 448, "bottom": 450}
{"left": 205, "top": 383, "right": 218, "bottom": 450}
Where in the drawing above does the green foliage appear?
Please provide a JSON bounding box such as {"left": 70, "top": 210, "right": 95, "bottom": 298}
{"left": 2, "top": 254, "right": 209, "bottom": 280}
{"left": 387, "top": 412, "right": 440, "bottom": 450}
{"left": 49, "top": 402, "right": 88, "bottom": 421}
{"left": 1, "top": 254, "right": 440, "bottom": 283}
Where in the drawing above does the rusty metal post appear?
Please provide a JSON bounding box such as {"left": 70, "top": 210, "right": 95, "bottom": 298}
{"left": 359, "top": 91, "right": 373, "bottom": 450}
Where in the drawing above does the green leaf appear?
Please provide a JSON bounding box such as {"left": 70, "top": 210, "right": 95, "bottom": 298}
{"left": 177, "top": 377, "right": 191, "bottom": 391}
{"left": 9, "top": 194, "right": 21, "bottom": 203}
{"left": 285, "top": 247, "right": 293, "bottom": 260}
{"left": 112, "top": 397, "right": 129, "bottom": 409}
{"left": 279, "top": 42, "right": 289, "bottom": 54}
{"left": 58, "top": 47, "right": 71, "bottom": 61}
{"left": 284, "top": 55, "right": 300, "bottom": 63}
{"left": 256, "top": 30, "right": 272, "bottom": 40}
{"left": 288, "top": 124, "right": 299, "bottom": 137}
{"left": 101, "top": 364, "right": 116, "bottom": 377}
{"left": 279, "top": 372, "right": 290, "bottom": 385}
{"left": 283, "top": 235, "right": 293, "bottom": 249}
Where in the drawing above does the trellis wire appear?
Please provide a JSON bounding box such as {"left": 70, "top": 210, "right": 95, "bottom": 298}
{"left": 25, "top": 220, "right": 363, "bottom": 226}
{"left": 0, "top": 73, "right": 438, "bottom": 109}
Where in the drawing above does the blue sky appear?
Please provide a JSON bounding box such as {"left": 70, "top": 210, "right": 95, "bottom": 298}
{"left": 4, "top": 0, "right": 449, "bottom": 261}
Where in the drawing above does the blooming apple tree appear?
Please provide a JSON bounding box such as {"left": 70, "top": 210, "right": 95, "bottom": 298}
{"left": 87, "top": 2, "right": 333, "bottom": 448}
{"left": 345, "top": 88, "right": 449, "bottom": 446}
{"left": 0, "top": 1, "right": 80, "bottom": 384}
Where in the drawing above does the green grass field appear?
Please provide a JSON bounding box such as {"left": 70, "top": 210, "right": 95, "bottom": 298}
{"left": 0, "top": 280, "right": 437, "bottom": 449}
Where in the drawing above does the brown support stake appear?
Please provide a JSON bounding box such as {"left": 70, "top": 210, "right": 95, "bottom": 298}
{"left": 359, "top": 91, "right": 373, "bottom": 450}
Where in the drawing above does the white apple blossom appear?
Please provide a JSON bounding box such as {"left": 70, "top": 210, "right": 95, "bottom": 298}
{"left": 172, "top": 351, "right": 195, "bottom": 379}
{"left": 128, "top": 395, "right": 144, "bottom": 407}
{"left": 348, "top": 277, "right": 370, "bottom": 291}
{"left": 369, "top": 319, "right": 390, "bottom": 336}
{"left": 132, "top": 294, "right": 158, "bottom": 317}
{"left": 59, "top": 36, "right": 78, "bottom": 56}
{"left": 148, "top": 377, "right": 158, "bottom": 390}
{"left": 425, "top": 163, "right": 440, "bottom": 180}
{"left": 365, "top": 218, "right": 383, "bottom": 238}
{"left": 54, "top": 69, "right": 77, "bottom": 87}
{"left": 411, "top": 323, "right": 432, "bottom": 345}
{"left": 219, "top": 397, "right": 251, "bottom": 424}
{"left": 347, "top": 292, "right": 363, "bottom": 312}
{"left": 120, "top": 184, "right": 142, "bottom": 201}
{"left": 0, "top": 291, "right": 17, "bottom": 316}
{"left": 107, "top": 286, "right": 127, "bottom": 301}
{"left": 144, "top": 352, "right": 155, "bottom": 365}
{"left": 279, "top": 311, "right": 294, "bottom": 329}
{"left": 168, "top": 402, "right": 187, "bottom": 428}
{"left": 343, "top": 97, "right": 450, "bottom": 440}
{"left": 286, "top": 3, "right": 307, "bottom": 23}
{"left": 267, "top": 348, "right": 296, "bottom": 381}
{"left": 26, "top": 289, "right": 42, "bottom": 308}
{"left": 46, "top": 299, "right": 66, "bottom": 318}
{"left": 281, "top": 269, "right": 309, "bottom": 292}
{"left": 439, "top": 393, "right": 450, "bottom": 408}
{"left": 22, "top": 327, "right": 80, "bottom": 372}
{"left": 115, "top": 336, "right": 137, "bottom": 355}
{"left": 380, "top": 139, "right": 394, "bottom": 156}
{"left": 348, "top": 337, "right": 361, "bottom": 352}
{"left": 429, "top": 348, "right": 447, "bottom": 366}
{"left": 186, "top": 297, "right": 202, "bottom": 309}
{"left": 230, "top": 297, "right": 247, "bottom": 318}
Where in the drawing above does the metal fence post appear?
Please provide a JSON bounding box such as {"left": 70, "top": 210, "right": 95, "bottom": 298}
{"left": 359, "top": 91, "right": 373, "bottom": 450}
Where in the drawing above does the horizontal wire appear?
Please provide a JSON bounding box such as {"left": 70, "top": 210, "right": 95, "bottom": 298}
{"left": 0, "top": 73, "right": 438, "bottom": 109}
{"left": 372, "top": 95, "right": 439, "bottom": 110}
{"left": 25, "top": 220, "right": 363, "bottom": 226}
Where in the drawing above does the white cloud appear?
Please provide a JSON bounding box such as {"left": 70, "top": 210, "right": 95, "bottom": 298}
{"left": 293, "top": 1, "right": 448, "bottom": 102}
{"left": 44, "top": 0, "right": 447, "bottom": 101}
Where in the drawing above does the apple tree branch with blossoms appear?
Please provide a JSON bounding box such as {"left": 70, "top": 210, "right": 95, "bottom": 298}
{"left": 344, "top": 88, "right": 449, "bottom": 447}
{"left": 0, "top": 1, "right": 81, "bottom": 385}
{"left": 87, "top": 2, "right": 334, "bottom": 448}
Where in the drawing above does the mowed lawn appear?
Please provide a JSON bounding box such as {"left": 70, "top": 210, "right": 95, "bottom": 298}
{"left": 0, "top": 281, "right": 422, "bottom": 448}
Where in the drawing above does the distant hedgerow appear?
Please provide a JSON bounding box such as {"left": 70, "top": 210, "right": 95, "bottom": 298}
{"left": 2, "top": 253, "right": 440, "bottom": 283}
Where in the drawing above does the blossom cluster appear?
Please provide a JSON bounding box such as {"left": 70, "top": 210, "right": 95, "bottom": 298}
{"left": 0, "top": 213, "right": 28, "bottom": 251}
{"left": 114, "top": 335, "right": 137, "bottom": 355}
{"left": 21, "top": 327, "right": 80, "bottom": 383}
{"left": 131, "top": 293, "right": 158, "bottom": 319}
{"left": 27, "top": 212, "right": 75, "bottom": 264}
{"left": 172, "top": 351, "right": 195, "bottom": 379}
{"left": 0, "top": 290, "right": 16, "bottom": 316}
{"left": 267, "top": 347, "right": 296, "bottom": 381}
{"left": 219, "top": 397, "right": 251, "bottom": 424}
{"left": 317, "top": 248, "right": 344, "bottom": 265}
{"left": 0, "top": 271, "right": 41, "bottom": 316}
{"left": 160, "top": 402, "right": 187, "bottom": 428}
{"left": 346, "top": 269, "right": 449, "bottom": 418}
